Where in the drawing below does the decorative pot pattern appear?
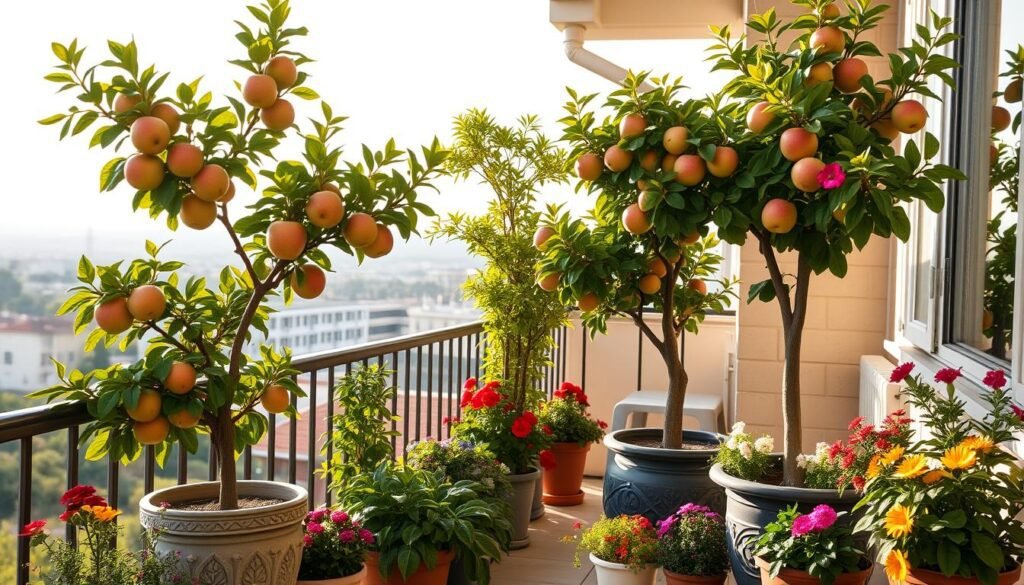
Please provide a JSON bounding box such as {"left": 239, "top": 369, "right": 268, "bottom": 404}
{"left": 588, "top": 554, "right": 656, "bottom": 585}
{"left": 139, "top": 480, "right": 308, "bottom": 585}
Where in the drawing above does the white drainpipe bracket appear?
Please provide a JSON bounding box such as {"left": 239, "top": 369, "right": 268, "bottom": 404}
{"left": 562, "top": 23, "right": 655, "bottom": 93}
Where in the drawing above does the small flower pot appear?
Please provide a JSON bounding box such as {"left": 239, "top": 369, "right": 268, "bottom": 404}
{"left": 589, "top": 553, "right": 657, "bottom": 585}
{"left": 542, "top": 442, "right": 590, "bottom": 506}
{"left": 297, "top": 565, "right": 367, "bottom": 585}
{"left": 662, "top": 569, "right": 728, "bottom": 585}
{"left": 365, "top": 550, "right": 454, "bottom": 585}
{"left": 755, "top": 557, "right": 872, "bottom": 585}
{"left": 505, "top": 466, "right": 540, "bottom": 549}
{"left": 531, "top": 475, "right": 546, "bottom": 520}
{"left": 905, "top": 565, "right": 1022, "bottom": 585}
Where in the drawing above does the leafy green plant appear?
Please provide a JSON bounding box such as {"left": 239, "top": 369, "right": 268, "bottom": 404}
{"left": 321, "top": 364, "right": 399, "bottom": 492}
{"left": 30, "top": 0, "right": 447, "bottom": 509}
{"left": 342, "top": 463, "right": 511, "bottom": 585}
{"left": 564, "top": 514, "right": 658, "bottom": 571}
{"left": 706, "top": 0, "right": 964, "bottom": 484}
{"left": 655, "top": 503, "right": 729, "bottom": 577}
{"left": 754, "top": 505, "right": 863, "bottom": 585}
{"left": 537, "top": 382, "right": 605, "bottom": 446}
{"left": 712, "top": 421, "right": 774, "bottom": 481}
{"left": 405, "top": 437, "right": 512, "bottom": 501}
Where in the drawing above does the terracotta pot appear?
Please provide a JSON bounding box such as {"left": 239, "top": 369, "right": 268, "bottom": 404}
{"left": 905, "top": 565, "right": 1022, "bottom": 585}
{"left": 364, "top": 550, "right": 454, "bottom": 585}
{"left": 756, "top": 557, "right": 872, "bottom": 585}
{"left": 542, "top": 442, "right": 590, "bottom": 506}
{"left": 589, "top": 553, "right": 657, "bottom": 585}
{"left": 662, "top": 570, "right": 728, "bottom": 585}
{"left": 297, "top": 565, "right": 367, "bottom": 585}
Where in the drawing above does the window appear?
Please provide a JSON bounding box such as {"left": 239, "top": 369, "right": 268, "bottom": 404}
{"left": 3, "top": 351, "right": 12, "bottom": 365}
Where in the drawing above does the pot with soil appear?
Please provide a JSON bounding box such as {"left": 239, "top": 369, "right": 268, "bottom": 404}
{"left": 590, "top": 554, "right": 657, "bottom": 585}
{"left": 603, "top": 428, "right": 724, "bottom": 521}
{"left": 506, "top": 466, "right": 540, "bottom": 549}
{"left": 365, "top": 550, "right": 455, "bottom": 585}
{"left": 139, "top": 480, "right": 308, "bottom": 585}
{"left": 756, "top": 558, "right": 872, "bottom": 585}
{"left": 542, "top": 442, "right": 591, "bottom": 506}
{"left": 663, "top": 572, "right": 728, "bottom": 585}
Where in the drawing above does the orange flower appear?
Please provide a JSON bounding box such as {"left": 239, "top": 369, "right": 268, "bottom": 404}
{"left": 880, "top": 446, "right": 905, "bottom": 466}
{"left": 80, "top": 505, "right": 122, "bottom": 522}
{"left": 866, "top": 454, "right": 882, "bottom": 479}
{"left": 922, "top": 469, "right": 953, "bottom": 485}
{"left": 893, "top": 454, "right": 928, "bottom": 479}
{"left": 941, "top": 445, "right": 977, "bottom": 470}
{"left": 885, "top": 549, "right": 910, "bottom": 584}
{"left": 959, "top": 435, "right": 995, "bottom": 453}
{"left": 885, "top": 504, "right": 915, "bottom": 538}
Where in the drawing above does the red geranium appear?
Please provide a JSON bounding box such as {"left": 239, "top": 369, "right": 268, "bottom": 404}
{"left": 539, "top": 449, "right": 557, "bottom": 470}
{"left": 472, "top": 387, "right": 501, "bottom": 409}
{"left": 59, "top": 485, "right": 107, "bottom": 521}
{"left": 934, "top": 367, "right": 962, "bottom": 384}
{"left": 889, "top": 362, "right": 914, "bottom": 383}
{"left": 460, "top": 389, "right": 475, "bottom": 408}
{"left": 983, "top": 369, "right": 1007, "bottom": 389}
{"left": 511, "top": 415, "right": 534, "bottom": 438}
{"left": 19, "top": 520, "right": 46, "bottom": 537}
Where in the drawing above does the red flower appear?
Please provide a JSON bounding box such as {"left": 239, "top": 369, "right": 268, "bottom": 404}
{"left": 539, "top": 450, "right": 557, "bottom": 470}
{"left": 20, "top": 520, "right": 46, "bottom": 537}
{"left": 573, "top": 520, "right": 583, "bottom": 530}
{"left": 511, "top": 417, "right": 533, "bottom": 438}
{"left": 542, "top": 424, "right": 554, "bottom": 436}
{"left": 889, "top": 362, "right": 914, "bottom": 383}
{"left": 849, "top": 424, "right": 875, "bottom": 445}
{"left": 60, "top": 485, "right": 107, "bottom": 521}
{"left": 841, "top": 449, "right": 857, "bottom": 469}
{"left": 460, "top": 390, "right": 475, "bottom": 409}
{"left": 827, "top": 440, "right": 844, "bottom": 460}
{"left": 522, "top": 411, "right": 538, "bottom": 426}
{"left": 934, "top": 367, "right": 962, "bottom": 384}
{"left": 983, "top": 369, "right": 1007, "bottom": 389}
{"left": 1012, "top": 404, "right": 1024, "bottom": 422}
{"left": 874, "top": 437, "right": 891, "bottom": 451}
{"left": 471, "top": 388, "right": 500, "bottom": 409}
{"left": 597, "top": 419, "right": 608, "bottom": 430}
{"left": 463, "top": 377, "right": 478, "bottom": 390}
{"left": 851, "top": 476, "right": 865, "bottom": 491}
{"left": 817, "top": 162, "right": 846, "bottom": 190}
{"left": 482, "top": 380, "right": 502, "bottom": 392}
{"left": 847, "top": 416, "right": 865, "bottom": 431}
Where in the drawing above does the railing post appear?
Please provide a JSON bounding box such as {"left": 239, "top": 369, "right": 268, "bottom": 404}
{"left": 17, "top": 437, "right": 32, "bottom": 585}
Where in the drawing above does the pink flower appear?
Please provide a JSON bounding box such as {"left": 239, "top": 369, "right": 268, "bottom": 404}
{"left": 935, "top": 367, "right": 962, "bottom": 384}
{"left": 817, "top": 163, "right": 846, "bottom": 190}
{"left": 983, "top": 370, "right": 1007, "bottom": 389}
{"left": 791, "top": 514, "right": 816, "bottom": 537}
{"left": 809, "top": 505, "right": 837, "bottom": 531}
{"left": 307, "top": 508, "right": 327, "bottom": 523}
{"left": 889, "top": 362, "right": 914, "bottom": 383}
{"left": 339, "top": 529, "right": 356, "bottom": 543}
{"left": 1011, "top": 404, "right": 1024, "bottom": 422}
{"left": 331, "top": 510, "right": 349, "bottom": 524}
{"left": 359, "top": 529, "right": 375, "bottom": 544}
{"left": 303, "top": 534, "right": 314, "bottom": 548}
{"left": 539, "top": 450, "right": 557, "bottom": 470}
{"left": 306, "top": 521, "right": 324, "bottom": 535}
{"left": 656, "top": 515, "right": 677, "bottom": 537}
{"left": 20, "top": 520, "right": 46, "bottom": 537}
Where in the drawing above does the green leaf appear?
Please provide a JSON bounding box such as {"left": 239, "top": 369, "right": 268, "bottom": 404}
{"left": 971, "top": 533, "right": 1005, "bottom": 570}
{"left": 38, "top": 113, "right": 66, "bottom": 126}
{"left": 99, "top": 157, "right": 126, "bottom": 191}
{"left": 938, "top": 540, "right": 961, "bottom": 576}
{"left": 290, "top": 87, "right": 319, "bottom": 100}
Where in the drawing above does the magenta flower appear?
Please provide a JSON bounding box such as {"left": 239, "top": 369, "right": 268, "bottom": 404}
{"left": 339, "top": 529, "right": 356, "bottom": 543}
{"left": 1011, "top": 404, "right": 1024, "bottom": 422}
{"left": 306, "top": 521, "right": 324, "bottom": 535}
{"left": 934, "top": 367, "right": 962, "bottom": 384}
{"left": 302, "top": 534, "right": 314, "bottom": 548}
{"left": 809, "top": 505, "right": 837, "bottom": 531}
{"left": 656, "top": 516, "right": 677, "bottom": 537}
{"left": 817, "top": 163, "right": 846, "bottom": 190}
{"left": 359, "top": 529, "right": 375, "bottom": 544}
{"left": 791, "top": 514, "right": 816, "bottom": 537}
{"left": 889, "top": 362, "right": 914, "bottom": 383}
{"left": 307, "top": 508, "right": 327, "bottom": 523}
{"left": 331, "top": 510, "right": 349, "bottom": 524}
{"left": 983, "top": 369, "right": 1007, "bottom": 389}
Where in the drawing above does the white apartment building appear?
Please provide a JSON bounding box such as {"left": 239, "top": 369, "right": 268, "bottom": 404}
{"left": 0, "top": 316, "right": 79, "bottom": 391}
{"left": 245, "top": 302, "right": 410, "bottom": 355}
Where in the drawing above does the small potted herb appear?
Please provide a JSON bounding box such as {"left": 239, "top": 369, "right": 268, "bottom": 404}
{"left": 297, "top": 507, "right": 370, "bottom": 584}
{"left": 656, "top": 503, "right": 729, "bottom": 585}
{"left": 753, "top": 505, "right": 870, "bottom": 585}
{"left": 536, "top": 381, "right": 606, "bottom": 506}
{"left": 565, "top": 515, "right": 659, "bottom": 585}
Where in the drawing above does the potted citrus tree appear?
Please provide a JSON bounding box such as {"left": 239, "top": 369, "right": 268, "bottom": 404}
{"left": 536, "top": 381, "right": 605, "bottom": 506}
{"left": 30, "top": 1, "right": 446, "bottom": 582}
{"left": 702, "top": 1, "right": 964, "bottom": 582}
{"left": 538, "top": 73, "right": 737, "bottom": 521}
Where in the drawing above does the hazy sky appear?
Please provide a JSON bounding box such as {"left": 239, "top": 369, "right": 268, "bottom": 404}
{"left": 2, "top": 1, "right": 727, "bottom": 262}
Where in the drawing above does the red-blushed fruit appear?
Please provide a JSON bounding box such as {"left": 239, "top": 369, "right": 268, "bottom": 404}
{"left": 638, "top": 188, "right": 662, "bottom": 212}
{"left": 891, "top": 100, "right": 928, "bottom": 133}
{"left": 604, "top": 146, "right": 633, "bottom": 173}
{"left": 306, "top": 190, "right": 345, "bottom": 228}
{"left": 804, "top": 62, "right": 833, "bottom": 87}
{"left": 1005, "top": 78, "right": 1023, "bottom": 103}
{"left": 134, "top": 416, "right": 170, "bottom": 445}
{"left": 190, "top": 164, "right": 230, "bottom": 202}
{"left": 622, "top": 203, "right": 652, "bottom": 234}
{"left": 780, "top": 128, "right": 819, "bottom": 162}
{"left": 833, "top": 58, "right": 868, "bottom": 94}
{"left": 810, "top": 26, "right": 844, "bottom": 54}
{"left": 150, "top": 103, "right": 181, "bottom": 135}
{"left": 260, "top": 98, "right": 295, "bottom": 131}
{"left": 639, "top": 150, "right": 660, "bottom": 173}
{"left": 791, "top": 157, "right": 827, "bottom": 192}
{"left": 821, "top": 3, "right": 840, "bottom": 19}
{"left": 619, "top": 113, "right": 647, "bottom": 139}
{"left": 260, "top": 384, "right": 290, "bottom": 414}
{"left": 662, "top": 126, "right": 689, "bottom": 155}
{"left": 647, "top": 257, "right": 668, "bottom": 278}
{"left": 166, "top": 143, "right": 204, "bottom": 178}
{"left": 679, "top": 231, "right": 700, "bottom": 245}
{"left": 990, "top": 142, "right": 999, "bottom": 165}
{"left": 577, "top": 292, "right": 600, "bottom": 313}
{"left": 127, "top": 285, "right": 166, "bottom": 321}
{"left": 168, "top": 409, "right": 200, "bottom": 429}
{"left": 992, "top": 106, "right": 1011, "bottom": 133}
{"left": 220, "top": 181, "right": 236, "bottom": 203}
{"left": 267, "top": 221, "right": 307, "bottom": 260}
{"left": 114, "top": 93, "right": 142, "bottom": 114}
{"left": 746, "top": 102, "right": 775, "bottom": 134}
{"left": 130, "top": 116, "right": 170, "bottom": 155}
{"left": 762, "top": 198, "right": 798, "bottom": 234}
{"left": 343, "top": 213, "right": 378, "bottom": 248}
{"left": 243, "top": 74, "right": 278, "bottom": 108}
{"left": 537, "top": 272, "right": 560, "bottom": 292}
{"left": 707, "top": 146, "right": 739, "bottom": 178}
{"left": 165, "top": 361, "right": 197, "bottom": 395}
{"left": 320, "top": 182, "right": 342, "bottom": 195}
{"left": 576, "top": 152, "right": 603, "bottom": 181}
{"left": 124, "top": 154, "right": 165, "bottom": 191}
{"left": 871, "top": 118, "right": 900, "bottom": 141}
{"left": 362, "top": 224, "right": 394, "bottom": 258}
{"left": 639, "top": 273, "right": 662, "bottom": 295}
{"left": 688, "top": 279, "right": 707, "bottom": 296}
{"left": 127, "top": 389, "right": 162, "bottom": 422}
{"left": 290, "top": 264, "right": 327, "bottom": 299}
{"left": 179, "top": 195, "right": 217, "bottom": 230}
{"left": 95, "top": 297, "right": 132, "bottom": 334}
{"left": 662, "top": 153, "right": 679, "bottom": 173}
{"left": 674, "top": 154, "right": 706, "bottom": 186}
{"left": 265, "top": 55, "right": 298, "bottom": 89}
{"left": 534, "top": 226, "right": 556, "bottom": 250}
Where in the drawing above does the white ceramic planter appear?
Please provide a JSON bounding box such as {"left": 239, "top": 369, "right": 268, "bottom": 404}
{"left": 297, "top": 565, "right": 367, "bottom": 585}
{"left": 139, "top": 480, "right": 308, "bottom": 585}
{"left": 589, "top": 553, "right": 657, "bottom": 585}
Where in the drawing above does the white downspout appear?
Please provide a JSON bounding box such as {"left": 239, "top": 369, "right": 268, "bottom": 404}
{"left": 562, "top": 23, "right": 654, "bottom": 92}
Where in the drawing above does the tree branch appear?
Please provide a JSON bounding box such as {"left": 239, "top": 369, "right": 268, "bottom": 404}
{"left": 754, "top": 229, "right": 793, "bottom": 328}
{"left": 218, "top": 206, "right": 260, "bottom": 286}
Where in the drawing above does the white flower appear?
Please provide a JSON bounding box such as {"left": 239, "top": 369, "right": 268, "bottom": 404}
{"left": 731, "top": 421, "right": 746, "bottom": 435}
{"left": 726, "top": 436, "right": 739, "bottom": 450}
{"left": 754, "top": 436, "right": 774, "bottom": 454}
{"left": 739, "top": 442, "right": 753, "bottom": 460}
{"left": 796, "top": 454, "right": 808, "bottom": 469}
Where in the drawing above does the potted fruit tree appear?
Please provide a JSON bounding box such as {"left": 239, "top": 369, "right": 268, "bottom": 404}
{"left": 536, "top": 381, "right": 606, "bottom": 506}
{"left": 703, "top": 2, "right": 964, "bottom": 582}
{"left": 565, "top": 515, "right": 660, "bottom": 585}
{"left": 538, "top": 73, "right": 737, "bottom": 520}
{"left": 655, "top": 503, "right": 730, "bottom": 585}
{"left": 30, "top": 2, "right": 446, "bottom": 582}
{"left": 753, "top": 505, "right": 871, "bottom": 585}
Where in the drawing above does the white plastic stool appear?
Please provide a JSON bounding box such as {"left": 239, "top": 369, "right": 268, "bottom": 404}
{"left": 610, "top": 390, "right": 726, "bottom": 434}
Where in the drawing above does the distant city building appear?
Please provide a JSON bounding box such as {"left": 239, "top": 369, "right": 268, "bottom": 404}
{"left": 407, "top": 304, "right": 480, "bottom": 333}
{"left": 244, "top": 302, "right": 411, "bottom": 355}
{"left": 0, "top": 316, "right": 78, "bottom": 391}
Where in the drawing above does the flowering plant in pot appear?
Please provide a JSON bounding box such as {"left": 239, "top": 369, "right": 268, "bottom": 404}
{"left": 30, "top": 2, "right": 446, "bottom": 581}
{"left": 656, "top": 503, "right": 730, "bottom": 585}
{"left": 753, "top": 505, "right": 870, "bottom": 585}
{"left": 565, "top": 514, "right": 659, "bottom": 585}
{"left": 854, "top": 365, "right": 1024, "bottom": 585}
{"left": 536, "top": 381, "right": 606, "bottom": 506}
{"left": 799, "top": 410, "right": 912, "bottom": 492}
{"left": 297, "top": 507, "right": 371, "bottom": 585}
{"left": 711, "top": 421, "right": 776, "bottom": 480}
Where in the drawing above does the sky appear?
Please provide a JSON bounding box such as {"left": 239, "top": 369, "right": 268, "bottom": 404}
{"left": 0, "top": 1, "right": 727, "bottom": 264}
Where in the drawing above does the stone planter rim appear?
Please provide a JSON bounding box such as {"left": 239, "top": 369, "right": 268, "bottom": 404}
{"left": 139, "top": 479, "right": 308, "bottom": 534}
{"left": 507, "top": 465, "right": 541, "bottom": 482}
{"left": 709, "top": 463, "right": 859, "bottom": 503}
{"left": 604, "top": 428, "right": 724, "bottom": 461}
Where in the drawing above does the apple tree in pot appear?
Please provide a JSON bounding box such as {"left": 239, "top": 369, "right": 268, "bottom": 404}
{"left": 31, "top": 1, "right": 446, "bottom": 581}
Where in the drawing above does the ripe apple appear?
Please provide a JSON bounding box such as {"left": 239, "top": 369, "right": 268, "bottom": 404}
{"left": 662, "top": 153, "right": 679, "bottom": 173}
{"left": 537, "top": 272, "right": 560, "bottom": 292}
{"left": 166, "top": 143, "right": 204, "bottom": 178}
{"left": 260, "top": 98, "right": 295, "bottom": 131}
{"left": 577, "top": 292, "right": 600, "bottom": 313}
{"left": 265, "top": 55, "right": 298, "bottom": 89}
{"left": 663, "top": 126, "right": 689, "bottom": 155}
{"left": 306, "top": 190, "right": 345, "bottom": 228}
{"left": 363, "top": 224, "right": 394, "bottom": 258}
{"left": 220, "top": 181, "right": 236, "bottom": 203}
{"left": 647, "top": 257, "right": 668, "bottom": 278}
{"left": 992, "top": 105, "right": 1011, "bottom": 133}
{"left": 780, "top": 128, "right": 819, "bottom": 162}
{"left": 604, "top": 146, "right": 634, "bottom": 173}
{"left": 179, "top": 195, "right": 217, "bottom": 230}
{"left": 638, "top": 188, "right": 663, "bottom": 212}
{"left": 127, "top": 285, "right": 166, "bottom": 321}
{"left": 576, "top": 152, "right": 603, "bottom": 181}
{"left": 1005, "top": 78, "right": 1023, "bottom": 103}
{"left": 242, "top": 74, "right": 278, "bottom": 108}
{"left": 130, "top": 116, "right": 170, "bottom": 155}
{"left": 95, "top": 297, "right": 132, "bottom": 334}
{"left": 290, "top": 264, "right": 327, "bottom": 299}
{"left": 639, "top": 150, "right": 660, "bottom": 173}
{"left": 891, "top": 100, "right": 928, "bottom": 133}
{"left": 687, "top": 279, "right": 707, "bottom": 296}
{"left": 871, "top": 118, "right": 900, "bottom": 141}
{"left": 810, "top": 26, "right": 845, "bottom": 54}
{"left": 762, "top": 199, "right": 798, "bottom": 234}
{"left": 124, "top": 154, "right": 165, "bottom": 191}
{"left": 804, "top": 62, "right": 833, "bottom": 87}
{"left": 619, "top": 113, "right": 647, "bottom": 139}
{"left": 707, "top": 146, "right": 738, "bottom": 178}
{"left": 267, "top": 221, "right": 307, "bottom": 260}
{"left": 165, "top": 361, "right": 197, "bottom": 395}
{"left": 150, "top": 103, "right": 181, "bottom": 135}
{"left": 113, "top": 93, "right": 142, "bottom": 114}
{"left": 791, "top": 157, "right": 827, "bottom": 192}
{"left": 679, "top": 231, "right": 700, "bottom": 245}
{"left": 533, "top": 226, "right": 556, "bottom": 250}
{"left": 638, "top": 273, "right": 661, "bottom": 295}
{"left": 833, "top": 58, "right": 868, "bottom": 94}
{"left": 820, "top": 3, "right": 840, "bottom": 19}
{"left": 673, "top": 154, "right": 706, "bottom": 186}
{"left": 190, "top": 164, "right": 230, "bottom": 202}
{"left": 622, "top": 203, "right": 652, "bottom": 234}
{"left": 746, "top": 102, "right": 775, "bottom": 134}
{"left": 343, "top": 213, "right": 379, "bottom": 248}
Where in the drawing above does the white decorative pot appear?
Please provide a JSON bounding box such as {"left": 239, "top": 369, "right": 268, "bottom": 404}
{"left": 297, "top": 565, "right": 367, "bottom": 585}
{"left": 139, "top": 480, "right": 308, "bottom": 585}
{"left": 589, "top": 553, "right": 657, "bottom": 585}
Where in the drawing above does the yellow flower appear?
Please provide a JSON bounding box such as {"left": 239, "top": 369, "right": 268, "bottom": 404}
{"left": 941, "top": 445, "right": 977, "bottom": 470}
{"left": 885, "top": 549, "right": 910, "bottom": 584}
{"left": 922, "top": 469, "right": 953, "bottom": 485}
{"left": 880, "top": 446, "right": 905, "bottom": 466}
{"left": 885, "top": 504, "right": 915, "bottom": 538}
{"left": 893, "top": 454, "right": 929, "bottom": 479}
{"left": 959, "top": 435, "right": 995, "bottom": 453}
{"left": 80, "top": 505, "right": 122, "bottom": 523}
{"left": 866, "top": 454, "right": 882, "bottom": 479}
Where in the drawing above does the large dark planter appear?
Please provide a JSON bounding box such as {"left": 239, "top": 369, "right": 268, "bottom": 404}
{"left": 709, "top": 463, "right": 860, "bottom": 585}
{"left": 602, "top": 428, "right": 724, "bottom": 522}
